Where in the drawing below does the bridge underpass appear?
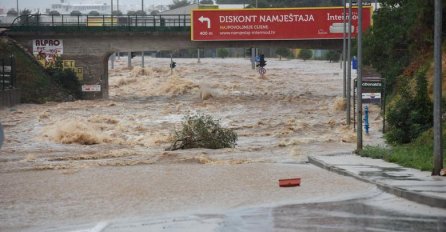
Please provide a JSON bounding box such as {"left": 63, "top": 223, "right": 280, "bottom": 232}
{"left": 2, "top": 10, "right": 358, "bottom": 99}
{"left": 6, "top": 30, "right": 342, "bottom": 99}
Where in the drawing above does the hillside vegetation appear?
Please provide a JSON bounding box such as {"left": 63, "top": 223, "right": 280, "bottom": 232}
{"left": 361, "top": 0, "right": 446, "bottom": 170}
{"left": 0, "top": 37, "right": 79, "bottom": 103}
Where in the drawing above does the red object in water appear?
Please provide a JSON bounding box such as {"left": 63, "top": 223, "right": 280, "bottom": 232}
{"left": 279, "top": 178, "right": 301, "bottom": 187}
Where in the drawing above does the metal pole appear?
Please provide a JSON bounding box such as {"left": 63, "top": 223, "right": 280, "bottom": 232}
{"left": 347, "top": 0, "right": 352, "bottom": 125}
{"left": 433, "top": 0, "right": 443, "bottom": 176}
{"left": 142, "top": 0, "right": 144, "bottom": 12}
{"left": 128, "top": 52, "right": 132, "bottom": 68}
{"left": 342, "top": 0, "right": 347, "bottom": 99}
{"left": 197, "top": 48, "right": 201, "bottom": 63}
{"left": 117, "top": 0, "right": 119, "bottom": 11}
{"left": 111, "top": 0, "right": 113, "bottom": 14}
{"left": 170, "top": 53, "right": 173, "bottom": 75}
{"left": 253, "top": 0, "right": 258, "bottom": 69}
{"left": 356, "top": 0, "right": 363, "bottom": 151}
{"left": 16, "top": 0, "right": 19, "bottom": 15}
{"left": 141, "top": 51, "right": 145, "bottom": 68}
{"left": 251, "top": 48, "right": 256, "bottom": 69}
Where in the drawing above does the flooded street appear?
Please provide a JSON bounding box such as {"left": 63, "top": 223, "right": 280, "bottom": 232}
{"left": 0, "top": 57, "right": 415, "bottom": 231}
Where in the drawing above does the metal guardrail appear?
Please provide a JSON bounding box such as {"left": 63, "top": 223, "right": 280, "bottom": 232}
{"left": 7, "top": 14, "right": 191, "bottom": 32}
{"left": 1, "top": 55, "right": 16, "bottom": 91}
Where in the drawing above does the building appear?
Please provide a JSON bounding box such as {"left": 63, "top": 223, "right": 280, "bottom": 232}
{"left": 51, "top": 0, "right": 111, "bottom": 15}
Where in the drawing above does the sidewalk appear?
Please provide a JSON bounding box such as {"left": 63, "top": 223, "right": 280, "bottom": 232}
{"left": 309, "top": 153, "right": 446, "bottom": 209}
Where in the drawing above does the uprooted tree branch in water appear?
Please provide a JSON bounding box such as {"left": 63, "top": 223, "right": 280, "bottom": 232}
{"left": 167, "top": 114, "right": 238, "bottom": 151}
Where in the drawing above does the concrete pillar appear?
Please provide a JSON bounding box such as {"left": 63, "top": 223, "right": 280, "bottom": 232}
{"left": 110, "top": 53, "right": 115, "bottom": 69}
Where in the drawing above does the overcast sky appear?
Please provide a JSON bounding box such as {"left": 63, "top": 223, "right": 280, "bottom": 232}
{"left": 1, "top": 0, "right": 174, "bottom": 11}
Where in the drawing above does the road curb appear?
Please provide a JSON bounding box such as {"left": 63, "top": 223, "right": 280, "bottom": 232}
{"left": 308, "top": 155, "right": 446, "bottom": 209}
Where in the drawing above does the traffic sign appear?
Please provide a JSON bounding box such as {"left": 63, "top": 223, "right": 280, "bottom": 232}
{"left": 192, "top": 7, "right": 372, "bottom": 41}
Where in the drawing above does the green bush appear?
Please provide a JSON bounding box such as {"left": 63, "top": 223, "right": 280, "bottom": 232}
{"left": 167, "top": 114, "right": 238, "bottom": 150}
{"left": 276, "top": 48, "right": 292, "bottom": 60}
{"left": 298, "top": 49, "right": 312, "bottom": 61}
{"left": 46, "top": 60, "right": 82, "bottom": 100}
{"left": 385, "top": 69, "right": 433, "bottom": 144}
{"left": 217, "top": 48, "right": 229, "bottom": 58}
{"left": 325, "top": 50, "right": 341, "bottom": 62}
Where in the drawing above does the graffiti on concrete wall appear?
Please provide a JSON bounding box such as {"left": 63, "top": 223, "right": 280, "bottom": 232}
{"left": 32, "top": 39, "right": 63, "bottom": 68}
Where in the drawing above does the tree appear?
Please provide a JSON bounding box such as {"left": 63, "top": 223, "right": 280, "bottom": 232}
{"left": 49, "top": 10, "right": 60, "bottom": 16}
{"left": 275, "top": 48, "right": 291, "bottom": 60}
{"left": 169, "top": 0, "right": 191, "bottom": 10}
{"left": 112, "top": 10, "right": 123, "bottom": 16}
{"left": 88, "top": 11, "right": 100, "bottom": 16}
{"left": 7, "top": 9, "right": 18, "bottom": 16}
{"left": 325, "top": 50, "right": 341, "bottom": 63}
{"left": 127, "top": 11, "right": 136, "bottom": 16}
{"left": 135, "top": 10, "right": 147, "bottom": 16}
{"left": 217, "top": 48, "right": 229, "bottom": 58}
{"left": 70, "top": 10, "right": 82, "bottom": 16}
{"left": 244, "top": 0, "right": 342, "bottom": 8}
{"left": 298, "top": 49, "right": 313, "bottom": 61}
{"left": 150, "top": 10, "right": 160, "bottom": 15}
{"left": 20, "top": 9, "right": 31, "bottom": 16}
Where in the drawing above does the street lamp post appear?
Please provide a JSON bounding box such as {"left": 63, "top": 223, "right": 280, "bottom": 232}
{"left": 16, "top": 0, "right": 19, "bottom": 15}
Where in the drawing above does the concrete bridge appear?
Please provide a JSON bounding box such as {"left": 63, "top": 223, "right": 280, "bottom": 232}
{"left": 3, "top": 14, "right": 343, "bottom": 99}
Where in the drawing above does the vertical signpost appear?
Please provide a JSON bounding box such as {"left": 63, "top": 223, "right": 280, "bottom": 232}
{"left": 356, "top": 0, "right": 363, "bottom": 152}
{"left": 433, "top": 0, "right": 443, "bottom": 176}
{"left": 342, "top": 0, "right": 347, "bottom": 99}
{"left": 347, "top": 0, "right": 353, "bottom": 125}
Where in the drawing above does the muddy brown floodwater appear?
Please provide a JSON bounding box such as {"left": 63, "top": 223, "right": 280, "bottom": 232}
{"left": 0, "top": 57, "right": 385, "bottom": 231}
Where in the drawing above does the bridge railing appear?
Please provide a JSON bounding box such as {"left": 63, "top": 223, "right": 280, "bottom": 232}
{"left": 8, "top": 14, "right": 191, "bottom": 32}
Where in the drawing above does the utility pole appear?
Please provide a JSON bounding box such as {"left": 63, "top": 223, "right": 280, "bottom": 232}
{"left": 117, "top": 0, "right": 119, "bottom": 11}
{"left": 356, "top": 0, "right": 363, "bottom": 152}
{"left": 433, "top": 0, "right": 443, "bottom": 176}
{"left": 142, "top": 0, "right": 144, "bottom": 12}
{"left": 342, "top": 0, "right": 347, "bottom": 99}
{"left": 16, "top": 0, "right": 19, "bottom": 15}
{"left": 111, "top": 0, "right": 113, "bottom": 15}
{"left": 347, "top": 0, "right": 352, "bottom": 125}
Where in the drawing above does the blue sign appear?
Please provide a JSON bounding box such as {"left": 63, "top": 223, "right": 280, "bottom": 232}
{"left": 255, "top": 55, "right": 260, "bottom": 62}
{"left": 352, "top": 56, "right": 358, "bottom": 70}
